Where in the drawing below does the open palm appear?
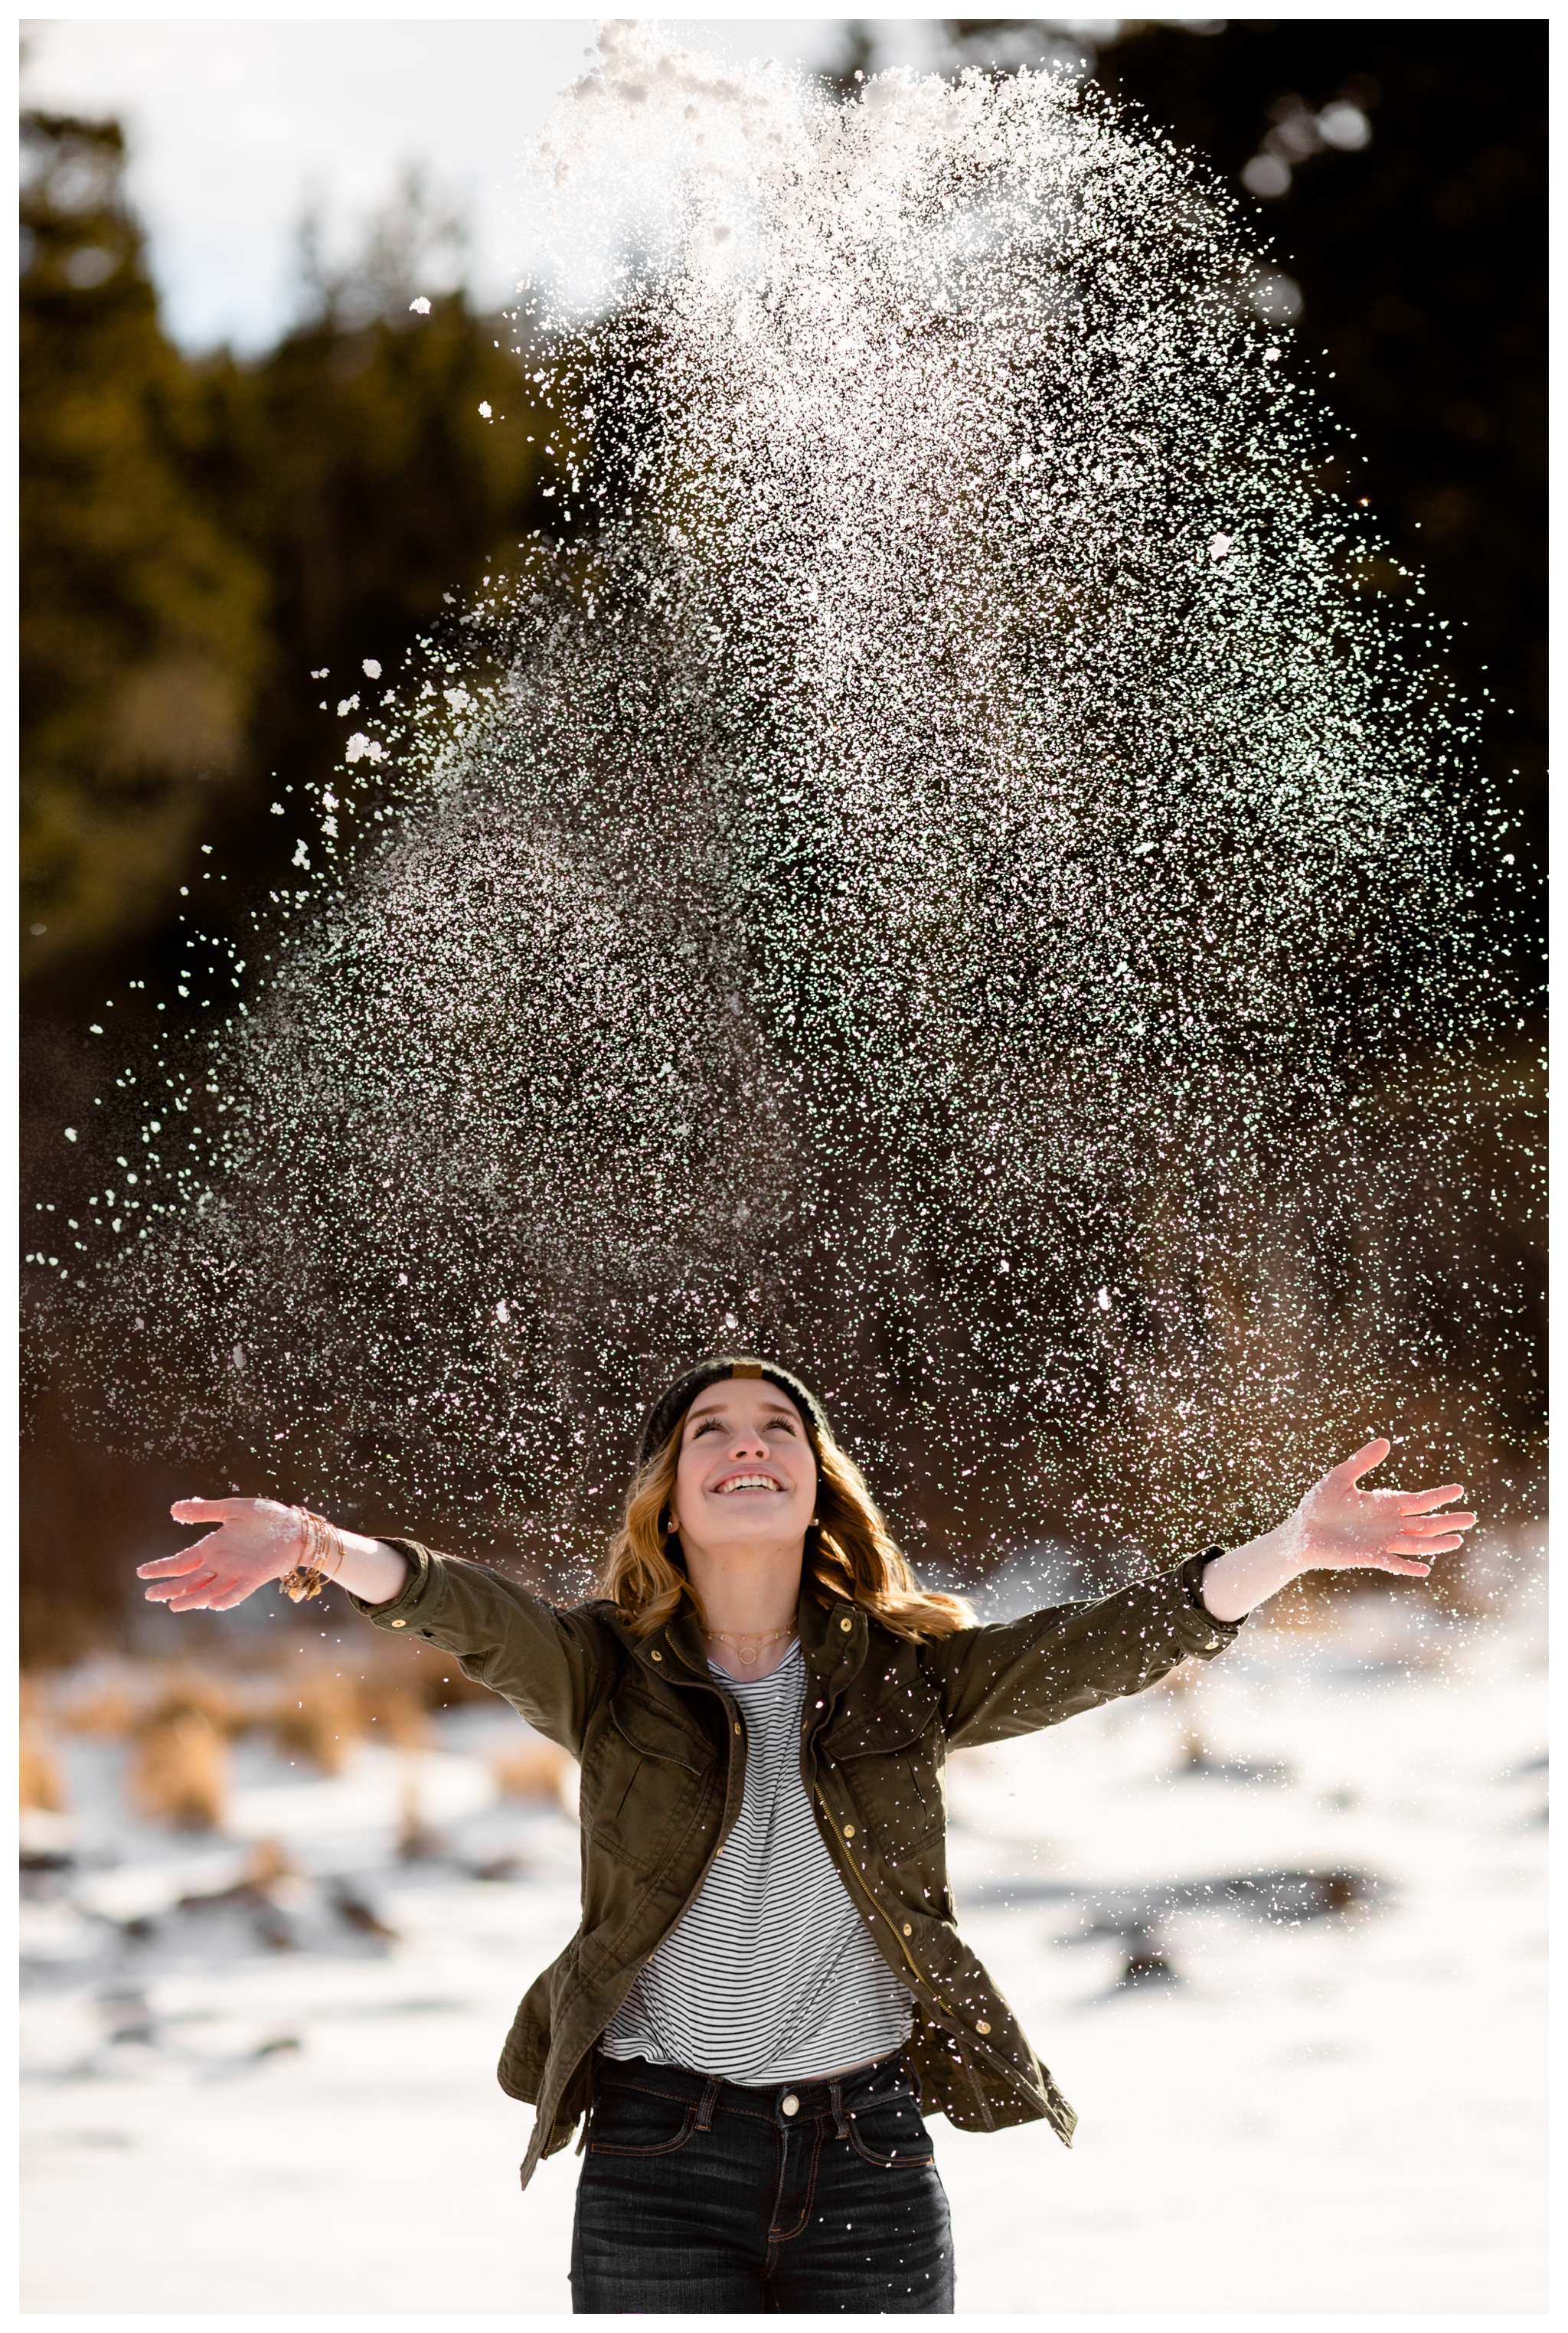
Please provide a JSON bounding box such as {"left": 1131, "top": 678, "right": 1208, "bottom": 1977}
{"left": 137, "top": 1497, "right": 304, "bottom": 1613}
{"left": 1290, "top": 1439, "right": 1475, "bottom": 1577}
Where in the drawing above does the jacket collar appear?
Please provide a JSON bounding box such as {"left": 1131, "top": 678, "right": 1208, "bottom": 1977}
{"left": 664, "top": 1599, "right": 712, "bottom": 1680}
{"left": 625, "top": 1582, "right": 871, "bottom": 1695}
{"left": 795, "top": 1583, "right": 870, "bottom": 1689}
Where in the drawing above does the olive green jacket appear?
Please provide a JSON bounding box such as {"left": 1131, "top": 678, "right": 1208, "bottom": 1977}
{"left": 355, "top": 1543, "right": 1241, "bottom": 2189}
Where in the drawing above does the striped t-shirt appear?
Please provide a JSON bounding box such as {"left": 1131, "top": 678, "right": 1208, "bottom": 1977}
{"left": 600, "top": 1642, "right": 913, "bottom": 2084}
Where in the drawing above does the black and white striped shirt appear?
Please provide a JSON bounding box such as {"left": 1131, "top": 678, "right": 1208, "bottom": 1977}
{"left": 601, "top": 1642, "right": 913, "bottom": 2084}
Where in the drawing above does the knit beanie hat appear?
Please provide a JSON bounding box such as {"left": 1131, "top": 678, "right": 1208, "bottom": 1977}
{"left": 635, "top": 1354, "right": 831, "bottom": 1469}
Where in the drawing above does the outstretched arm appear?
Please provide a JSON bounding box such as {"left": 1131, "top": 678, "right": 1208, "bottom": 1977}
{"left": 930, "top": 1436, "right": 1472, "bottom": 1748}
{"left": 138, "top": 1502, "right": 612, "bottom": 1756}
{"left": 138, "top": 1498, "right": 410, "bottom": 1610}
{"left": 1198, "top": 1438, "right": 1475, "bottom": 1623}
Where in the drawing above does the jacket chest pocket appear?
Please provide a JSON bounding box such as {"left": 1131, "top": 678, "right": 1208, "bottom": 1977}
{"left": 819, "top": 1688, "right": 945, "bottom": 1863}
{"left": 581, "top": 1691, "right": 715, "bottom": 1879}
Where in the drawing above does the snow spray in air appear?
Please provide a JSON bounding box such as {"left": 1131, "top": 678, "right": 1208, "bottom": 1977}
{"left": 47, "top": 28, "right": 1521, "bottom": 1584}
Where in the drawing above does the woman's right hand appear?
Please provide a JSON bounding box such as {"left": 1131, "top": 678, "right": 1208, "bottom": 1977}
{"left": 139, "top": 1497, "right": 305, "bottom": 1612}
{"left": 139, "top": 1498, "right": 412, "bottom": 1610}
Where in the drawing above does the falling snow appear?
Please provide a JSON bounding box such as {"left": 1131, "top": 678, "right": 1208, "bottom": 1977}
{"left": 39, "top": 28, "right": 1527, "bottom": 1579}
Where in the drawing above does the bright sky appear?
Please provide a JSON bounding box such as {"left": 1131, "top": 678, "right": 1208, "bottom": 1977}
{"left": 21, "top": 17, "right": 954, "bottom": 350}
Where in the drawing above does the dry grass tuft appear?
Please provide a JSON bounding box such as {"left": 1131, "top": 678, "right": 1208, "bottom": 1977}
{"left": 20, "top": 1677, "right": 68, "bottom": 1812}
{"left": 266, "top": 1668, "right": 362, "bottom": 1774}
{"left": 56, "top": 1679, "right": 142, "bottom": 1737}
{"left": 243, "top": 1836, "right": 294, "bottom": 1891}
{"left": 29, "top": 1644, "right": 585, "bottom": 1835}
{"left": 130, "top": 1705, "right": 228, "bottom": 1830}
{"left": 356, "top": 1678, "right": 433, "bottom": 1750}
{"left": 396, "top": 1775, "right": 447, "bottom": 1861}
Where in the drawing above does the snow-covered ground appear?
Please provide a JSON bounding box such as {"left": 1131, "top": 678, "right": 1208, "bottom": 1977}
{"left": 21, "top": 1590, "right": 1547, "bottom": 2315}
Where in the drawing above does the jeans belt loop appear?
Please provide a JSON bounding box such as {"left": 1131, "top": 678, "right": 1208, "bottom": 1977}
{"left": 695, "top": 2076, "right": 722, "bottom": 2133}
{"left": 828, "top": 2078, "right": 849, "bottom": 2139}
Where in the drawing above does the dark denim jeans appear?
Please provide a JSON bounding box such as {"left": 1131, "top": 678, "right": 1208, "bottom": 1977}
{"left": 570, "top": 2049, "right": 955, "bottom": 2314}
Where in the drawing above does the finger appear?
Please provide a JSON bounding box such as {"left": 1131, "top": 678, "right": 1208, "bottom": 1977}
{"left": 1395, "top": 1511, "right": 1475, "bottom": 1535}
{"left": 164, "top": 1573, "right": 223, "bottom": 1611}
{"left": 170, "top": 1497, "right": 243, "bottom": 1522}
{"left": 136, "top": 1546, "right": 214, "bottom": 1578}
{"left": 204, "top": 1577, "right": 267, "bottom": 1612}
{"left": 142, "top": 1565, "right": 217, "bottom": 1596}
{"left": 1386, "top": 1533, "right": 1465, "bottom": 1557}
{"left": 1365, "top": 1553, "right": 1432, "bottom": 1577}
{"left": 1333, "top": 1437, "right": 1390, "bottom": 1485}
{"left": 143, "top": 1573, "right": 216, "bottom": 1606}
{"left": 1396, "top": 1485, "right": 1466, "bottom": 1515}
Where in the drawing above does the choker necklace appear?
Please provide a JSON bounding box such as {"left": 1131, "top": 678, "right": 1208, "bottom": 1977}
{"left": 707, "top": 1625, "right": 797, "bottom": 1669}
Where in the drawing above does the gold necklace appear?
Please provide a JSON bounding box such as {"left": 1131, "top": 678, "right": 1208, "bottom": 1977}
{"left": 707, "top": 1625, "right": 797, "bottom": 1668}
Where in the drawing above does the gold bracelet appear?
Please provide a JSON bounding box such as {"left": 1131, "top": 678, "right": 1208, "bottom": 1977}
{"left": 279, "top": 1507, "right": 345, "bottom": 1603}
{"left": 305, "top": 1509, "right": 344, "bottom": 1582}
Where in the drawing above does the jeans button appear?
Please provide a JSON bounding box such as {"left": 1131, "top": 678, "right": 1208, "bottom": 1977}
{"left": 780, "top": 2093, "right": 800, "bottom": 2117}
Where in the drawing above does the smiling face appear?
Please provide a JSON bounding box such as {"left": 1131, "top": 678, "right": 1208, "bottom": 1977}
{"left": 668, "top": 1377, "right": 818, "bottom": 1562}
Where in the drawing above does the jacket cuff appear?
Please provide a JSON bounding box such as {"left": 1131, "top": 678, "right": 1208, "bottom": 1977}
{"left": 348, "top": 1537, "right": 444, "bottom": 1633}
{"left": 1168, "top": 1554, "right": 1246, "bottom": 1655}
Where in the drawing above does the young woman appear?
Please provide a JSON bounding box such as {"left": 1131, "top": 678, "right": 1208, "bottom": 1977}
{"left": 139, "top": 1354, "right": 1473, "bottom": 2315}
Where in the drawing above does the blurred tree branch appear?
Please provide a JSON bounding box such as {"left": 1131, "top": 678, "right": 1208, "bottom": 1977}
{"left": 294, "top": 163, "right": 469, "bottom": 334}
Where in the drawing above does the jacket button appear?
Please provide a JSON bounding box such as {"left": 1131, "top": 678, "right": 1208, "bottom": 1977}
{"left": 390, "top": 1619, "right": 407, "bottom": 1629}
{"left": 975, "top": 2021, "right": 991, "bottom": 2035}
{"left": 839, "top": 1616, "right": 852, "bottom": 1632}
{"left": 781, "top": 2094, "right": 799, "bottom": 2116}
{"left": 903, "top": 1923, "right": 913, "bottom": 1936}
{"left": 650, "top": 1650, "right": 662, "bottom": 1661}
{"left": 733, "top": 1722, "right": 743, "bottom": 1735}
{"left": 843, "top": 1823, "right": 855, "bottom": 1838}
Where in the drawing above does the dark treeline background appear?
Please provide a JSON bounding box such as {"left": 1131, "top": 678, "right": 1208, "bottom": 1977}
{"left": 21, "top": 21, "right": 1545, "bottom": 1663}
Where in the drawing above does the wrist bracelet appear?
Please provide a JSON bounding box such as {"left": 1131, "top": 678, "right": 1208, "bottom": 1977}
{"left": 279, "top": 1508, "right": 345, "bottom": 1603}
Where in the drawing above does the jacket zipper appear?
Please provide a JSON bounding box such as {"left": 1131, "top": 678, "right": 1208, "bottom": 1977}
{"left": 544, "top": 1677, "right": 743, "bottom": 2161}
{"left": 816, "top": 1789, "right": 1061, "bottom": 2122}
{"left": 688, "top": 1645, "right": 1051, "bottom": 2115}
{"left": 816, "top": 1788, "right": 931, "bottom": 1992}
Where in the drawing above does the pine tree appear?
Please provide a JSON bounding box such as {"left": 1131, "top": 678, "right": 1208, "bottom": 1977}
{"left": 21, "top": 112, "right": 269, "bottom": 975}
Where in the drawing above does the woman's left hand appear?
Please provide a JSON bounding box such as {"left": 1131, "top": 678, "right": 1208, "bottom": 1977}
{"left": 1285, "top": 1436, "right": 1475, "bottom": 1578}
{"left": 1197, "top": 1436, "right": 1476, "bottom": 1624}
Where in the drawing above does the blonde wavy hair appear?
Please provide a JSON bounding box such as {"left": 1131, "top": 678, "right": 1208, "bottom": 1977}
{"left": 599, "top": 1399, "right": 975, "bottom": 1642}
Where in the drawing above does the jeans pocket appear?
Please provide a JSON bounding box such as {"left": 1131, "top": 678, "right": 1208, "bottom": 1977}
{"left": 845, "top": 2093, "right": 934, "bottom": 2169}
{"left": 586, "top": 2085, "right": 699, "bottom": 2158}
